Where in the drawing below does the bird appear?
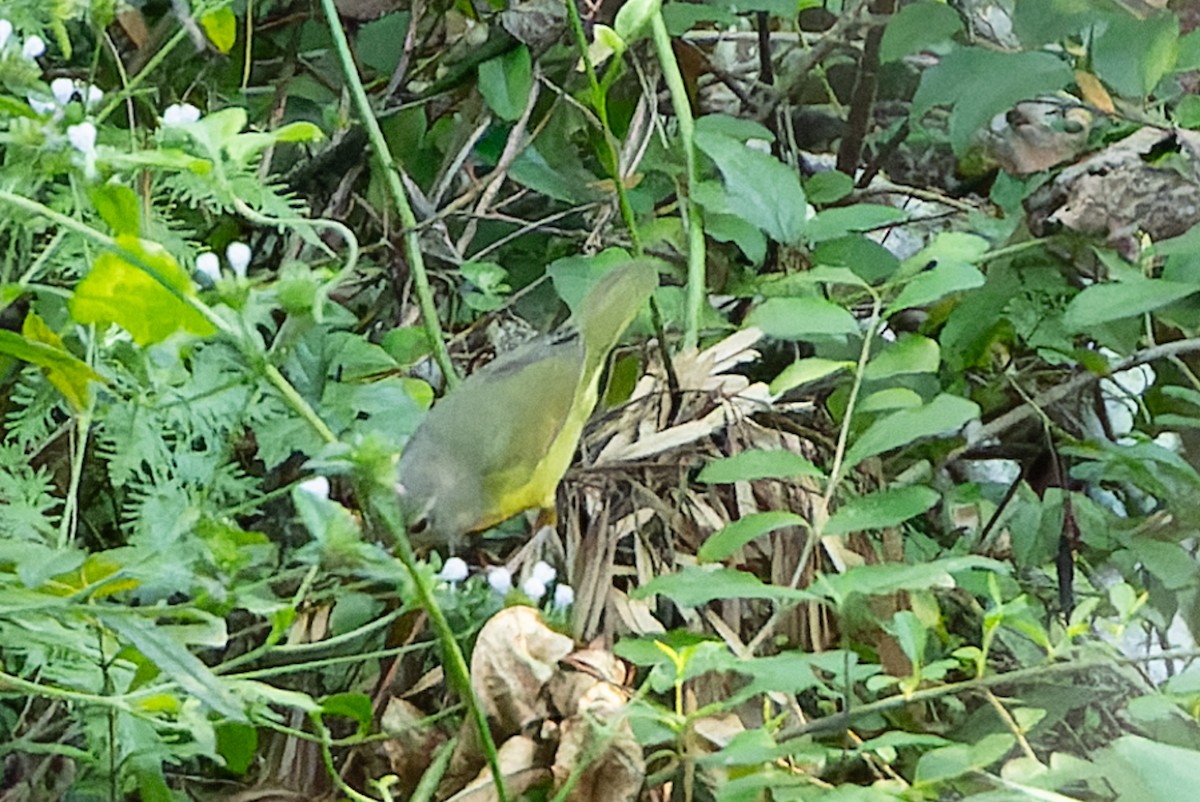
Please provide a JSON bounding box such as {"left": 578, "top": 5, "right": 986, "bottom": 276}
{"left": 396, "top": 259, "right": 659, "bottom": 549}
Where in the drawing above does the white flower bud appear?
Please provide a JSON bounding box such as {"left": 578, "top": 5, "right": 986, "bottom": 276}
{"left": 522, "top": 576, "right": 547, "bottom": 600}
{"left": 530, "top": 560, "right": 557, "bottom": 585}
{"left": 298, "top": 475, "right": 330, "bottom": 500}
{"left": 22, "top": 35, "right": 45, "bottom": 59}
{"left": 85, "top": 85, "right": 103, "bottom": 108}
{"left": 0, "top": 20, "right": 13, "bottom": 49}
{"left": 195, "top": 252, "right": 221, "bottom": 284}
{"left": 66, "top": 122, "right": 96, "bottom": 154}
{"left": 438, "top": 557, "right": 469, "bottom": 583}
{"left": 225, "top": 241, "right": 251, "bottom": 278}
{"left": 488, "top": 568, "right": 513, "bottom": 595}
{"left": 50, "top": 78, "right": 75, "bottom": 106}
{"left": 162, "top": 102, "right": 201, "bottom": 126}
{"left": 553, "top": 584, "right": 575, "bottom": 610}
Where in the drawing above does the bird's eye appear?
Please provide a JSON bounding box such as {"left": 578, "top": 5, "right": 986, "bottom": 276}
{"left": 409, "top": 516, "right": 430, "bottom": 535}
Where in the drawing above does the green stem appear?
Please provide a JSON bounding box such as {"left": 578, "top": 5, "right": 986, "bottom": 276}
{"left": 319, "top": 0, "right": 459, "bottom": 389}
{"left": 563, "top": 0, "right": 643, "bottom": 255}
{"left": 649, "top": 14, "right": 705, "bottom": 350}
{"left": 365, "top": 493, "right": 509, "bottom": 802}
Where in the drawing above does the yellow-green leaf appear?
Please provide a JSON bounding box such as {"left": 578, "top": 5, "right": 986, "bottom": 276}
{"left": 0, "top": 316, "right": 105, "bottom": 411}
{"left": 70, "top": 235, "right": 217, "bottom": 345}
{"left": 201, "top": 7, "right": 238, "bottom": 54}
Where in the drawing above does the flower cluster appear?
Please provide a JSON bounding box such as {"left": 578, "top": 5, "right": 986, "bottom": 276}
{"left": 439, "top": 558, "right": 575, "bottom": 611}
{"left": 195, "top": 241, "right": 252, "bottom": 284}
{"left": 0, "top": 19, "right": 45, "bottom": 61}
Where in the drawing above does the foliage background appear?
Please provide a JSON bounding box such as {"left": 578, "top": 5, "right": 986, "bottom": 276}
{"left": 3, "top": 0, "right": 1200, "bottom": 800}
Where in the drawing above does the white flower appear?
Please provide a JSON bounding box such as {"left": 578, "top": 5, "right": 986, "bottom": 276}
{"left": 66, "top": 122, "right": 96, "bottom": 154}
{"left": 0, "top": 20, "right": 13, "bottom": 49}
{"left": 195, "top": 252, "right": 221, "bottom": 284}
{"left": 27, "top": 95, "right": 54, "bottom": 115}
{"left": 530, "top": 560, "right": 557, "bottom": 586}
{"left": 522, "top": 576, "right": 547, "bottom": 600}
{"left": 226, "top": 241, "right": 252, "bottom": 278}
{"left": 553, "top": 584, "right": 575, "bottom": 610}
{"left": 298, "top": 475, "right": 330, "bottom": 500}
{"left": 22, "top": 35, "right": 45, "bottom": 59}
{"left": 162, "top": 102, "right": 201, "bottom": 126}
{"left": 85, "top": 85, "right": 103, "bottom": 108}
{"left": 488, "top": 568, "right": 513, "bottom": 595}
{"left": 50, "top": 77, "right": 75, "bottom": 106}
{"left": 438, "top": 557, "right": 469, "bottom": 583}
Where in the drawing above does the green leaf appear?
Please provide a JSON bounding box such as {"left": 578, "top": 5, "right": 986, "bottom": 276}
{"left": 804, "top": 171, "right": 854, "bottom": 205}
{"left": 844, "top": 393, "right": 980, "bottom": 469}
{"left": 858, "top": 387, "right": 923, "bottom": 412}
{"left": 818, "top": 556, "right": 1004, "bottom": 603}
{"left": 698, "top": 449, "right": 825, "bottom": 483}
{"left": 886, "top": 262, "right": 985, "bottom": 316}
{"left": 1177, "top": 95, "right": 1200, "bottom": 129}
{"left": 825, "top": 485, "right": 940, "bottom": 535}
{"left": 200, "top": 7, "right": 237, "bottom": 54}
{"left": 695, "top": 129, "right": 807, "bottom": 244}
{"left": 614, "top": 0, "right": 662, "bottom": 42}
{"left": 911, "top": 47, "right": 1073, "bottom": 154}
{"left": 99, "top": 613, "right": 246, "bottom": 721}
{"left": 1094, "top": 12, "right": 1179, "bottom": 98}
{"left": 635, "top": 566, "right": 818, "bottom": 608}
{"left": 901, "top": 232, "right": 991, "bottom": 274}
{"left": 747, "top": 296, "right": 859, "bottom": 339}
{"left": 1097, "top": 736, "right": 1200, "bottom": 802}
{"left": 1064, "top": 280, "right": 1199, "bottom": 331}
{"left": 865, "top": 334, "right": 940, "bottom": 379}
{"left": 477, "top": 45, "right": 533, "bottom": 122}
{"left": 880, "top": 1, "right": 964, "bottom": 63}
{"left": 1179, "top": 29, "right": 1200, "bottom": 71}
{"left": 89, "top": 183, "right": 141, "bottom": 236}
{"left": 321, "top": 692, "right": 373, "bottom": 735}
{"left": 885, "top": 610, "right": 928, "bottom": 666}
{"left": 0, "top": 317, "right": 105, "bottom": 411}
{"left": 814, "top": 235, "right": 900, "bottom": 284}
{"left": 914, "top": 733, "right": 1015, "bottom": 785}
{"left": 770, "top": 357, "right": 854, "bottom": 395}
{"left": 215, "top": 722, "right": 258, "bottom": 775}
{"left": 699, "top": 511, "right": 810, "bottom": 562}
{"left": 70, "top": 236, "right": 217, "bottom": 345}
{"left": 695, "top": 114, "right": 774, "bottom": 143}
{"left": 805, "top": 204, "right": 908, "bottom": 243}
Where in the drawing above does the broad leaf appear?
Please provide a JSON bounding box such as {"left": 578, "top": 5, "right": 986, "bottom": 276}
{"left": 886, "top": 262, "right": 985, "bottom": 316}
{"left": 70, "top": 236, "right": 217, "bottom": 345}
{"left": 1094, "top": 12, "right": 1179, "bottom": 98}
{"left": 636, "top": 566, "right": 818, "bottom": 608}
{"left": 805, "top": 204, "right": 908, "bottom": 243}
{"left": 1097, "top": 736, "right": 1200, "bottom": 802}
{"left": 0, "top": 317, "right": 105, "bottom": 411}
{"left": 699, "top": 511, "right": 810, "bottom": 562}
{"left": 770, "top": 357, "right": 854, "bottom": 395}
{"left": 881, "top": 1, "right": 963, "bottom": 63}
{"left": 865, "top": 334, "right": 940, "bottom": 379}
{"left": 1064, "top": 279, "right": 1199, "bottom": 330}
{"left": 747, "top": 296, "right": 859, "bottom": 339}
{"left": 844, "top": 393, "right": 980, "bottom": 469}
{"left": 698, "top": 449, "right": 824, "bottom": 483}
{"left": 911, "top": 47, "right": 1073, "bottom": 153}
{"left": 478, "top": 45, "right": 533, "bottom": 122}
{"left": 825, "top": 485, "right": 940, "bottom": 535}
{"left": 695, "top": 129, "right": 807, "bottom": 244}
{"left": 817, "top": 556, "right": 1005, "bottom": 603}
